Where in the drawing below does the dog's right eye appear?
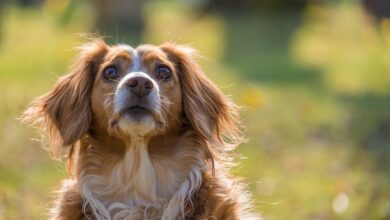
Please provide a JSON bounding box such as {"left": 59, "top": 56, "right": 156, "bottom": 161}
{"left": 156, "top": 66, "right": 172, "bottom": 80}
{"left": 103, "top": 67, "right": 120, "bottom": 81}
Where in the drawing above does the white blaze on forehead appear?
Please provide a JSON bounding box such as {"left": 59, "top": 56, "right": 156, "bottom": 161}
{"left": 118, "top": 44, "right": 141, "bottom": 71}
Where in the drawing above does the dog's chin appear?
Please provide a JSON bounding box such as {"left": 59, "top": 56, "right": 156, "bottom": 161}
{"left": 110, "top": 106, "right": 164, "bottom": 138}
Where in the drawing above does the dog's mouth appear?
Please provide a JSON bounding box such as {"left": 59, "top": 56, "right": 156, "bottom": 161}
{"left": 122, "top": 105, "right": 152, "bottom": 117}
{"left": 110, "top": 105, "right": 154, "bottom": 128}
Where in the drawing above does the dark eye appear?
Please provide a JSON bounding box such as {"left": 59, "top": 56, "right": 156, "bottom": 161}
{"left": 156, "top": 66, "right": 172, "bottom": 80}
{"left": 103, "top": 66, "right": 120, "bottom": 81}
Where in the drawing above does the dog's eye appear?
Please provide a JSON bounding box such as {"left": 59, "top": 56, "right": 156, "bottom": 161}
{"left": 156, "top": 66, "right": 172, "bottom": 80}
{"left": 103, "top": 67, "right": 120, "bottom": 81}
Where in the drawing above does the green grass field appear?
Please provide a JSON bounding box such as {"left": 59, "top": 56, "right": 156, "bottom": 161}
{"left": 0, "top": 2, "right": 389, "bottom": 219}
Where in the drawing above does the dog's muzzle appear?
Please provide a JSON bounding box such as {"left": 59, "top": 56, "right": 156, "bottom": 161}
{"left": 115, "top": 72, "right": 160, "bottom": 118}
{"left": 110, "top": 72, "right": 163, "bottom": 136}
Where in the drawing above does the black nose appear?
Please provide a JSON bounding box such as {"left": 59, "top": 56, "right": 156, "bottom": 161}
{"left": 126, "top": 76, "right": 154, "bottom": 97}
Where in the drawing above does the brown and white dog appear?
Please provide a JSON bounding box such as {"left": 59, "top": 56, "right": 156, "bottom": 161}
{"left": 23, "top": 39, "right": 258, "bottom": 220}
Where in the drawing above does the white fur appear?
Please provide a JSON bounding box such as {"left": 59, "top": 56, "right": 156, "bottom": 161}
{"left": 162, "top": 166, "right": 202, "bottom": 219}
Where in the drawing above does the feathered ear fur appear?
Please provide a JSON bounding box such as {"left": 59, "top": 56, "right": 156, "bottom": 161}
{"left": 160, "top": 43, "right": 242, "bottom": 152}
{"left": 22, "top": 39, "right": 108, "bottom": 159}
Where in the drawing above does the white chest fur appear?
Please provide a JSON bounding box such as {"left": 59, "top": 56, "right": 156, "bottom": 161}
{"left": 79, "top": 142, "right": 204, "bottom": 220}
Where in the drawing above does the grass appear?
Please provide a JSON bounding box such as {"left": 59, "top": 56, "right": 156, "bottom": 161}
{"left": 0, "top": 2, "right": 389, "bottom": 220}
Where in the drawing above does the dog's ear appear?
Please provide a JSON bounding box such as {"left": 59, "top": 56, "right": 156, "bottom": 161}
{"left": 22, "top": 39, "right": 108, "bottom": 158}
{"left": 160, "top": 43, "right": 242, "bottom": 149}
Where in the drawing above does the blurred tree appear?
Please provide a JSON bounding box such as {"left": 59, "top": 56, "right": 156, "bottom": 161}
{"left": 206, "top": 0, "right": 307, "bottom": 12}
{"left": 92, "top": 0, "right": 147, "bottom": 44}
{"left": 363, "top": 0, "right": 390, "bottom": 21}
{"left": 18, "top": 0, "right": 43, "bottom": 7}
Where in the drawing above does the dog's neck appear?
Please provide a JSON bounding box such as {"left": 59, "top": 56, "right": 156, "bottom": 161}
{"left": 76, "top": 131, "right": 205, "bottom": 219}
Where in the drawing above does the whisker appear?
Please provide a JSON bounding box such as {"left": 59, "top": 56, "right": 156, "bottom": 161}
{"left": 109, "top": 79, "right": 121, "bottom": 83}
{"left": 103, "top": 93, "right": 116, "bottom": 97}
{"left": 160, "top": 100, "right": 173, "bottom": 105}
{"left": 160, "top": 95, "right": 173, "bottom": 105}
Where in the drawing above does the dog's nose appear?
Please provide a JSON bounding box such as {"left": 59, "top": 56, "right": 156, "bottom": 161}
{"left": 126, "top": 76, "right": 154, "bottom": 97}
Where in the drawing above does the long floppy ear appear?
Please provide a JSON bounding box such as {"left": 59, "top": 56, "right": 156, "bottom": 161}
{"left": 22, "top": 39, "right": 108, "bottom": 159}
{"left": 160, "top": 43, "right": 242, "bottom": 150}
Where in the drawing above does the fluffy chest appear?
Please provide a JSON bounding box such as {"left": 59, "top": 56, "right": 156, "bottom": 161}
{"left": 78, "top": 143, "right": 204, "bottom": 220}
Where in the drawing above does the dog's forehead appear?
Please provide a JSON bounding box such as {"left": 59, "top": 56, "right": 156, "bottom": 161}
{"left": 117, "top": 44, "right": 136, "bottom": 57}
{"left": 116, "top": 44, "right": 141, "bottom": 71}
{"left": 114, "top": 44, "right": 169, "bottom": 70}
{"left": 116, "top": 44, "right": 162, "bottom": 57}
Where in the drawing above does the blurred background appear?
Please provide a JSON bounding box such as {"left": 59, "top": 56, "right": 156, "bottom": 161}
{"left": 0, "top": 0, "right": 389, "bottom": 219}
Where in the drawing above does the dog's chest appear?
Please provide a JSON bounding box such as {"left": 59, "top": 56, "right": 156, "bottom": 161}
{"left": 79, "top": 145, "right": 192, "bottom": 219}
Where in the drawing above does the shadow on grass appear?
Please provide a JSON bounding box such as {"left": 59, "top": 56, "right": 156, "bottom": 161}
{"left": 343, "top": 94, "right": 390, "bottom": 165}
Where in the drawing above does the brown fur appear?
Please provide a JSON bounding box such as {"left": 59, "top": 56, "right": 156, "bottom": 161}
{"left": 22, "top": 38, "right": 258, "bottom": 220}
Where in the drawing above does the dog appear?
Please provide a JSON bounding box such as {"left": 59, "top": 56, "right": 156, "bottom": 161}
{"left": 22, "top": 38, "right": 258, "bottom": 220}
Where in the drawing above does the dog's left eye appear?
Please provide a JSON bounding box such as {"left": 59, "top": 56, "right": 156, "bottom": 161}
{"left": 103, "top": 67, "right": 120, "bottom": 81}
{"left": 156, "top": 66, "right": 172, "bottom": 80}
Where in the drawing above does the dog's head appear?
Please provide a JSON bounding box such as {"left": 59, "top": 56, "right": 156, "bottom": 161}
{"left": 23, "top": 39, "right": 240, "bottom": 158}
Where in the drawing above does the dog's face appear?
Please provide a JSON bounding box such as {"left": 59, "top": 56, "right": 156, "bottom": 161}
{"left": 91, "top": 44, "right": 182, "bottom": 138}
{"left": 23, "top": 39, "right": 239, "bottom": 157}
